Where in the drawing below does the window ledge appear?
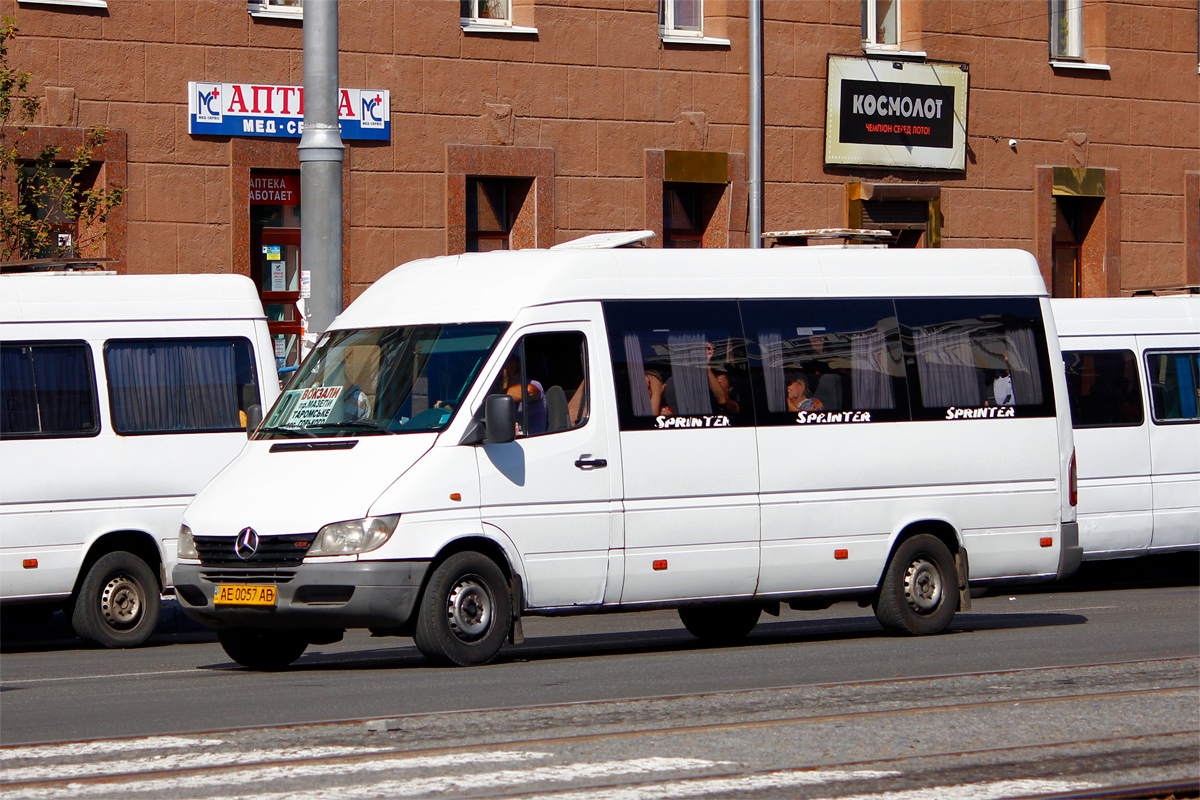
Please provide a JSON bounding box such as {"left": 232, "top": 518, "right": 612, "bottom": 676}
{"left": 863, "top": 47, "right": 928, "bottom": 59}
{"left": 249, "top": 9, "right": 302, "bottom": 20}
{"left": 1050, "top": 60, "right": 1111, "bottom": 72}
{"left": 18, "top": 0, "right": 108, "bottom": 7}
{"left": 660, "top": 35, "right": 731, "bottom": 47}
{"left": 461, "top": 22, "right": 538, "bottom": 35}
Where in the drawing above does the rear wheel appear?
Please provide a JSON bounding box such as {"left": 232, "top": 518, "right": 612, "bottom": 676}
{"left": 218, "top": 628, "right": 309, "bottom": 670}
{"left": 71, "top": 551, "right": 160, "bottom": 648}
{"left": 873, "top": 533, "right": 958, "bottom": 635}
{"left": 678, "top": 604, "right": 761, "bottom": 645}
{"left": 414, "top": 552, "right": 511, "bottom": 666}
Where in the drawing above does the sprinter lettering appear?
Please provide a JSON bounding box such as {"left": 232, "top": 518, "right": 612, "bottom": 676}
{"left": 654, "top": 415, "right": 731, "bottom": 429}
{"left": 944, "top": 406, "right": 1017, "bottom": 420}
{"left": 795, "top": 410, "right": 873, "bottom": 424}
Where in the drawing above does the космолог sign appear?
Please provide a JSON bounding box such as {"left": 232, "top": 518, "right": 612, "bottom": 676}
{"left": 825, "top": 55, "right": 968, "bottom": 171}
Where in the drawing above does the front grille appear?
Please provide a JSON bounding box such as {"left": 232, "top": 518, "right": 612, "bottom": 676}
{"left": 195, "top": 534, "right": 313, "bottom": 568}
{"left": 200, "top": 568, "right": 297, "bottom": 585}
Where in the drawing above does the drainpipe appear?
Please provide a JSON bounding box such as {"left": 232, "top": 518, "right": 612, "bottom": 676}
{"left": 298, "top": 0, "right": 345, "bottom": 346}
{"left": 748, "top": 0, "right": 763, "bottom": 248}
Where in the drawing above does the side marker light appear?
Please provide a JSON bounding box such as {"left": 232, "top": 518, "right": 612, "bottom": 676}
{"left": 1040, "top": 537, "right": 1053, "bottom": 548}
{"left": 653, "top": 559, "right": 668, "bottom": 571}
{"left": 834, "top": 549, "right": 848, "bottom": 560}
{"left": 449, "top": 493, "right": 462, "bottom": 502}
{"left": 22, "top": 559, "right": 37, "bottom": 569}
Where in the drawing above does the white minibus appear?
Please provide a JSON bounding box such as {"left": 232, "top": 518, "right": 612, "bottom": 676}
{"left": 0, "top": 273, "right": 279, "bottom": 647}
{"left": 1053, "top": 296, "right": 1199, "bottom": 559}
{"left": 174, "top": 247, "right": 1081, "bottom": 669}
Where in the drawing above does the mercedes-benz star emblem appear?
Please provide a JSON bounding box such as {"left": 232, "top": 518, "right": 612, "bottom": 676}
{"left": 235, "top": 528, "right": 260, "bottom": 561}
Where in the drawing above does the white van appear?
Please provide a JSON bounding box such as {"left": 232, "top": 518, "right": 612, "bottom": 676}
{"left": 0, "top": 273, "right": 279, "bottom": 647}
{"left": 1053, "top": 296, "right": 1199, "bottom": 559}
{"left": 174, "top": 248, "right": 1080, "bottom": 669}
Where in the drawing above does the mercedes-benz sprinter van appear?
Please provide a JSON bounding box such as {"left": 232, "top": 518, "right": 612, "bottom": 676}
{"left": 175, "top": 248, "right": 1080, "bottom": 669}
{"left": 1, "top": 272, "right": 279, "bottom": 647}
{"left": 1054, "top": 296, "right": 1199, "bottom": 559}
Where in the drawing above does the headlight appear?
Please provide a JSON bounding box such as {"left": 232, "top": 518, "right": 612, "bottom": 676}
{"left": 178, "top": 524, "right": 198, "bottom": 559}
{"left": 309, "top": 515, "right": 400, "bottom": 556}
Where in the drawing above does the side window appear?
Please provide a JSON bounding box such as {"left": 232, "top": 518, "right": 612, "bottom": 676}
{"left": 604, "top": 300, "right": 750, "bottom": 431}
{"left": 1145, "top": 350, "right": 1200, "bottom": 423}
{"left": 897, "top": 297, "right": 1057, "bottom": 421}
{"left": 0, "top": 341, "right": 99, "bottom": 439}
{"left": 742, "top": 299, "right": 908, "bottom": 425}
{"left": 490, "top": 332, "right": 588, "bottom": 437}
{"left": 1062, "top": 349, "right": 1144, "bottom": 428}
{"left": 104, "top": 338, "right": 261, "bottom": 435}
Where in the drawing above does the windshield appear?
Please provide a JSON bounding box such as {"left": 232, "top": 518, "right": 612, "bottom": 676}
{"left": 255, "top": 323, "right": 507, "bottom": 439}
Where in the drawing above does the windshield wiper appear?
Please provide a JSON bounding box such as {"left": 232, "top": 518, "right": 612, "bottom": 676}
{"left": 253, "top": 425, "right": 318, "bottom": 439}
{"left": 302, "top": 420, "right": 390, "bottom": 435}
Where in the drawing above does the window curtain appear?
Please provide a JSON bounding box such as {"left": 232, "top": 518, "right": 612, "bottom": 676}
{"left": 850, "top": 329, "right": 896, "bottom": 409}
{"left": 107, "top": 341, "right": 240, "bottom": 433}
{"left": 623, "top": 333, "right": 651, "bottom": 417}
{"left": 1003, "top": 326, "right": 1044, "bottom": 405}
{"left": 667, "top": 332, "right": 710, "bottom": 414}
{"left": 1, "top": 346, "right": 38, "bottom": 434}
{"left": 914, "top": 327, "right": 980, "bottom": 408}
{"left": 757, "top": 331, "right": 786, "bottom": 412}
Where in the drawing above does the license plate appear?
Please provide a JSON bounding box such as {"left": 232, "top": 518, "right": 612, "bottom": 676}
{"left": 214, "top": 585, "right": 277, "bottom": 606}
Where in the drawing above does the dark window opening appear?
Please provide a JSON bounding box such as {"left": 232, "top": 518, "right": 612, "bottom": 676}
{"left": 1062, "top": 349, "right": 1144, "bottom": 428}
{"left": 0, "top": 341, "right": 99, "bottom": 438}
{"left": 466, "top": 177, "right": 532, "bottom": 253}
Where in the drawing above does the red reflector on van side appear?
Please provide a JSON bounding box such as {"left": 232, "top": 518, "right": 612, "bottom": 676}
{"left": 1040, "top": 537, "right": 1053, "bottom": 548}
{"left": 22, "top": 559, "right": 37, "bottom": 569}
{"left": 834, "top": 549, "right": 848, "bottom": 560}
{"left": 653, "top": 560, "right": 668, "bottom": 571}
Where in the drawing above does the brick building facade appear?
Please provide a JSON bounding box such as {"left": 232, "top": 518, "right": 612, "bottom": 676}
{"left": 4, "top": 0, "right": 1198, "bottom": 348}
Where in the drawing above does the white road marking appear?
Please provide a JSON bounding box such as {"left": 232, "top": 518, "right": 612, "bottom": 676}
{"left": 229, "top": 758, "right": 728, "bottom": 800}
{"left": 0, "top": 751, "right": 552, "bottom": 800}
{"left": 1, "top": 736, "right": 224, "bottom": 760}
{"left": 507, "top": 769, "right": 904, "bottom": 800}
{"left": 1, "top": 669, "right": 204, "bottom": 685}
{"left": 1, "top": 746, "right": 390, "bottom": 783}
{"left": 832, "top": 778, "right": 1102, "bottom": 800}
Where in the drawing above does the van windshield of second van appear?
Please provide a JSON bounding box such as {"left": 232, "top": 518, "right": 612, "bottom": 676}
{"left": 255, "top": 323, "right": 507, "bottom": 438}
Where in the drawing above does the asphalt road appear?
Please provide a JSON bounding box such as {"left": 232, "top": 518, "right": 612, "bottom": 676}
{"left": 1, "top": 556, "right": 1198, "bottom": 799}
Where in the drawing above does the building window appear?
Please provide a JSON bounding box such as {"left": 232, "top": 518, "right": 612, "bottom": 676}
{"left": 663, "top": 184, "right": 713, "bottom": 248}
{"left": 466, "top": 177, "right": 532, "bottom": 252}
{"left": 847, "top": 183, "right": 941, "bottom": 248}
{"left": 248, "top": 0, "right": 301, "bottom": 20}
{"left": 1050, "top": 0, "right": 1083, "bottom": 60}
{"left": 862, "top": 0, "right": 900, "bottom": 48}
{"left": 660, "top": 0, "right": 703, "bottom": 38}
{"left": 461, "top": 0, "right": 511, "bottom": 26}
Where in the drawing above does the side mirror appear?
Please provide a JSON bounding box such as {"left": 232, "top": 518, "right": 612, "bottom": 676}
{"left": 483, "top": 394, "right": 516, "bottom": 445}
{"left": 244, "top": 404, "right": 263, "bottom": 438}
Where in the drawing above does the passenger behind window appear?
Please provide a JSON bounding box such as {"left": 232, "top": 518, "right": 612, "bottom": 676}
{"left": 785, "top": 370, "right": 823, "bottom": 413}
{"left": 645, "top": 367, "right": 672, "bottom": 416}
{"left": 494, "top": 355, "right": 546, "bottom": 436}
{"left": 992, "top": 354, "right": 1014, "bottom": 407}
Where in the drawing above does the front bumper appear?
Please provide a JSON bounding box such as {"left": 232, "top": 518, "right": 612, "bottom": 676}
{"left": 173, "top": 560, "right": 430, "bottom": 631}
{"left": 1057, "top": 520, "right": 1083, "bottom": 580}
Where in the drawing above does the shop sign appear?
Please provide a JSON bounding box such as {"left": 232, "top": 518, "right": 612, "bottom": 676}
{"left": 188, "top": 82, "right": 389, "bottom": 141}
{"left": 250, "top": 174, "right": 300, "bottom": 205}
{"left": 824, "top": 56, "right": 968, "bottom": 171}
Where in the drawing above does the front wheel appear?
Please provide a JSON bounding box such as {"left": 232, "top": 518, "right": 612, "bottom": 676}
{"left": 679, "top": 604, "right": 761, "bottom": 645}
{"left": 873, "top": 533, "right": 958, "bottom": 635}
{"left": 71, "top": 551, "right": 160, "bottom": 648}
{"left": 414, "top": 552, "right": 511, "bottom": 666}
{"left": 218, "top": 628, "right": 309, "bottom": 670}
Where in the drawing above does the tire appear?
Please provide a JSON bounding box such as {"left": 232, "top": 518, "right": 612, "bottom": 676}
{"left": 218, "top": 628, "right": 309, "bottom": 670}
{"left": 678, "top": 604, "right": 761, "bottom": 645}
{"left": 413, "top": 552, "right": 511, "bottom": 666}
{"left": 873, "top": 533, "right": 959, "bottom": 636}
{"left": 70, "top": 551, "right": 161, "bottom": 648}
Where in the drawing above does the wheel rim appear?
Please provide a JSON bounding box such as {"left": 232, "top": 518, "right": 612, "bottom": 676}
{"left": 903, "top": 557, "right": 943, "bottom": 615}
{"left": 446, "top": 575, "right": 493, "bottom": 641}
{"left": 100, "top": 574, "right": 143, "bottom": 628}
